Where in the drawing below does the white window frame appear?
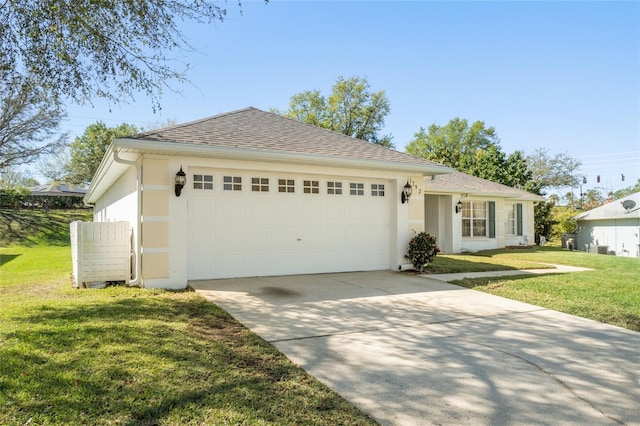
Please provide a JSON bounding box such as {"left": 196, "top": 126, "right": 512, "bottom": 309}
{"left": 350, "top": 182, "right": 364, "bottom": 196}
{"left": 303, "top": 180, "right": 319, "bottom": 194}
{"left": 371, "top": 183, "right": 385, "bottom": 197}
{"left": 193, "top": 174, "right": 213, "bottom": 190}
{"left": 462, "top": 201, "right": 487, "bottom": 238}
{"left": 223, "top": 176, "right": 242, "bottom": 191}
{"left": 278, "top": 179, "right": 295, "bottom": 193}
{"left": 327, "top": 181, "right": 342, "bottom": 195}
{"left": 506, "top": 204, "right": 516, "bottom": 236}
{"left": 251, "top": 177, "right": 269, "bottom": 192}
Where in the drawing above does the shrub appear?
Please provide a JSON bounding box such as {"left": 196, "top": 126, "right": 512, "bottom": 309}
{"left": 406, "top": 232, "right": 440, "bottom": 273}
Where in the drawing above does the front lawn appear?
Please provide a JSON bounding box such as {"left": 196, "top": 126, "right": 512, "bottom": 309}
{"left": 443, "top": 247, "right": 640, "bottom": 332}
{"left": 0, "top": 245, "right": 376, "bottom": 425}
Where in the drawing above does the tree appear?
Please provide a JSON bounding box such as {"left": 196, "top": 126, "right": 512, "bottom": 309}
{"left": 609, "top": 178, "right": 640, "bottom": 200}
{"left": 406, "top": 119, "right": 536, "bottom": 192}
{"left": 62, "top": 122, "right": 140, "bottom": 186}
{"left": 0, "top": 1, "right": 245, "bottom": 110}
{"left": 0, "top": 72, "right": 67, "bottom": 170}
{"left": 0, "top": 166, "right": 39, "bottom": 189}
{"left": 279, "top": 76, "right": 393, "bottom": 147}
{"left": 406, "top": 119, "right": 500, "bottom": 170}
{"left": 526, "top": 148, "right": 582, "bottom": 190}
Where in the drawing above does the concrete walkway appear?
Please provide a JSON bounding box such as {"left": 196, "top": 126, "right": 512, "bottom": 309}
{"left": 190, "top": 269, "right": 639, "bottom": 426}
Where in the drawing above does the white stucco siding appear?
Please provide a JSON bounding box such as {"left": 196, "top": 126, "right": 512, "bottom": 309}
{"left": 93, "top": 167, "right": 138, "bottom": 234}
{"left": 577, "top": 219, "right": 640, "bottom": 257}
{"left": 148, "top": 156, "right": 419, "bottom": 287}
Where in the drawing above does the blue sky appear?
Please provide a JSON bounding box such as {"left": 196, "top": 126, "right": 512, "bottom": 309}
{"left": 58, "top": 1, "right": 639, "bottom": 194}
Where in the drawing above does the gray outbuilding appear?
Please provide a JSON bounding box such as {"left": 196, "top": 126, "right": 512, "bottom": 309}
{"left": 575, "top": 192, "right": 640, "bottom": 257}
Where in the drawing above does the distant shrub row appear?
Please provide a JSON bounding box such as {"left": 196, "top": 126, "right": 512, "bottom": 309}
{"left": 0, "top": 188, "right": 88, "bottom": 209}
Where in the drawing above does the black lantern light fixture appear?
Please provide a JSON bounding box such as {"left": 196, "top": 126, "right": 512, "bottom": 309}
{"left": 401, "top": 180, "right": 413, "bottom": 204}
{"left": 175, "top": 166, "right": 186, "bottom": 197}
{"left": 455, "top": 200, "right": 464, "bottom": 213}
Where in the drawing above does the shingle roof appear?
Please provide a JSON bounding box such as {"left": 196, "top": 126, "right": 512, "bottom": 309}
{"left": 574, "top": 192, "right": 640, "bottom": 221}
{"left": 29, "top": 184, "right": 87, "bottom": 197}
{"left": 129, "top": 107, "right": 446, "bottom": 168}
{"left": 423, "top": 170, "right": 546, "bottom": 201}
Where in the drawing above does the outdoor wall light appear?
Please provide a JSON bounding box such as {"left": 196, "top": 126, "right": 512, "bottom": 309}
{"left": 175, "top": 166, "right": 186, "bottom": 197}
{"left": 401, "top": 180, "right": 413, "bottom": 204}
{"left": 455, "top": 200, "right": 464, "bottom": 213}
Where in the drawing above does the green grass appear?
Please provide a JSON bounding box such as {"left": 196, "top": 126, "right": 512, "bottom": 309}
{"left": 0, "top": 234, "right": 376, "bottom": 425}
{"left": 444, "top": 247, "right": 640, "bottom": 332}
{"left": 425, "top": 251, "right": 553, "bottom": 274}
{"left": 0, "top": 208, "right": 93, "bottom": 246}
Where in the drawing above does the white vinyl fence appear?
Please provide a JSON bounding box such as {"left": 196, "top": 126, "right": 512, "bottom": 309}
{"left": 70, "top": 221, "right": 130, "bottom": 288}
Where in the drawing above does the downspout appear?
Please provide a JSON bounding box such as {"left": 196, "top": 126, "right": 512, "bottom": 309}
{"left": 113, "top": 149, "right": 143, "bottom": 287}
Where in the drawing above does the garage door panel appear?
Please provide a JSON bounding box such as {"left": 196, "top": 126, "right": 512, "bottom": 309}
{"left": 271, "top": 227, "right": 302, "bottom": 251}
{"left": 215, "top": 227, "right": 245, "bottom": 252}
{"left": 244, "top": 227, "right": 272, "bottom": 251}
{"left": 187, "top": 174, "right": 392, "bottom": 280}
{"left": 323, "top": 228, "right": 346, "bottom": 247}
{"left": 274, "top": 200, "right": 298, "bottom": 222}
{"left": 188, "top": 227, "right": 215, "bottom": 254}
{"left": 217, "top": 199, "right": 246, "bottom": 224}
{"left": 189, "top": 198, "right": 215, "bottom": 224}
{"left": 216, "top": 253, "right": 245, "bottom": 277}
{"left": 243, "top": 253, "right": 273, "bottom": 276}
{"left": 300, "top": 200, "right": 324, "bottom": 222}
{"left": 301, "top": 227, "right": 323, "bottom": 248}
{"left": 271, "top": 252, "right": 301, "bottom": 275}
{"left": 189, "top": 254, "right": 215, "bottom": 279}
{"left": 245, "top": 199, "right": 272, "bottom": 223}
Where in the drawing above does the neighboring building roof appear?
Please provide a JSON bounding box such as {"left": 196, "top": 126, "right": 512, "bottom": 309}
{"left": 574, "top": 192, "right": 640, "bottom": 221}
{"left": 29, "top": 184, "right": 87, "bottom": 197}
{"left": 127, "top": 107, "right": 451, "bottom": 171}
{"left": 423, "top": 170, "right": 546, "bottom": 201}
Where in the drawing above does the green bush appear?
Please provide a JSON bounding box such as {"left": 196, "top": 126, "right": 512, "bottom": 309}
{"left": 0, "top": 189, "right": 86, "bottom": 209}
{"left": 406, "top": 232, "right": 440, "bottom": 272}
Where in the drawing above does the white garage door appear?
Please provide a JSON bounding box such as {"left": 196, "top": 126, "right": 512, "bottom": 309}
{"left": 187, "top": 169, "right": 391, "bottom": 279}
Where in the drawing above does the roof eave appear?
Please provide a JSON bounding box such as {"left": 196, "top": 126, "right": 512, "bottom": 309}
{"left": 114, "top": 138, "right": 455, "bottom": 176}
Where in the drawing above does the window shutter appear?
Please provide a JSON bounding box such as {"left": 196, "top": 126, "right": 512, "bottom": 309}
{"left": 488, "top": 201, "right": 496, "bottom": 238}
{"left": 516, "top": 203, "right": 523, "bottom": 236}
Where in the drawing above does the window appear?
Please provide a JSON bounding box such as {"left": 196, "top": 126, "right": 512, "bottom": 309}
{"left": 506, "top": 205, "right": 515, "bottom": 235}
{"left": 278, "top": 179, "right": 295, "bottom": 193}
{"left": 350, "top": 182, "right": 364, "bottom": 196}
{"left": 193, "top": 174, "right": 213, "bottom": 190}
{"left": 506, "top": 203, "right": 523, "bottom": 236}
{"left": 303, "top": 180, "right": 319, "bottom": 194}
{"left": 462, "top": 201, "right": 487, "bottom": 237}
{"left": 223, "top": 176, "right": 242, "bottom": 191}
{"left": 371, "top": 183, "right": 385, "bottom": 197}
{"left": 251, "top": 177, "right": 269, "bottom": 192}
{"left": 327, "top": 181, "right": 342, "bottom": 195}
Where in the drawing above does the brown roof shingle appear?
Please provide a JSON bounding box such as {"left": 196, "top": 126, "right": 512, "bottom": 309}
{"left": 130, "top": 107, "right": 446, "bottom": 168}
{"left": 424, "top": 171, "right": 545, "bottom": 201}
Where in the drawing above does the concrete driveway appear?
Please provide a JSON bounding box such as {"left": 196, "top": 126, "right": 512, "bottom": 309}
{"left": 190, "top": 271, "right": 640, "bottom": 425}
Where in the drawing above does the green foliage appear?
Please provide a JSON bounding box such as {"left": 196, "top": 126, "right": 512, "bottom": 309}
{"left": 0, "top": 246, "right": 376, "bottom": 425}
{"left": 550, "top": 206, "right": 578, "bottom": 241}
{"left": 0, "top": 187, "right": 30, "bottom": 208}
{"left": 609, "top": 178, "right": 640, "bottom": 200}
{"left": 0, "top": 71, "right": 67, "bottom": 169}
{"left": 526, "top": 147, "right": 582, "bottom": 190}
{"left": 534, "top": 201, "right": 554, "bottom": 243}
{"left": 0, "top": 208, "right": 92, "bottom": 246}
{"left": 406, "top": 232, "right": 440, "bottom": 272}
{"left": 63, "top": 122, "right": 139, "bottom": 185}
{"left": 279, "top": 76, "right": 393, "bottom": 147}
{"left": 406, "top": 118, "right": 500, "bottom": 170}
{"left": 0, "top": 1, "right": 240, "bottom": 110}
